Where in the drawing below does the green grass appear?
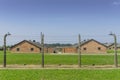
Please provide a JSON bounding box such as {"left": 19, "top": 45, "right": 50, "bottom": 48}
{"left": 0, "top": 51, "right": 120, "bottom": 80}
{"left": 107, "top": 50, "right": 120, "bottom": 53}
{"left": 0, "top": 51, "right": 119, "bottom": 65}
{"left": 0, "top": 69, "right": 120, "bottom": 80}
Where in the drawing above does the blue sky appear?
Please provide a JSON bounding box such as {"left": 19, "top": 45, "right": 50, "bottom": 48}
{"left": 0, "top": 0, "right": 120, "bottom": 43}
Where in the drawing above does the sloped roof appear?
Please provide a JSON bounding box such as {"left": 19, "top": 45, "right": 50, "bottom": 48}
{"left": 107, "top": 43, "right": 120, "bottom": 48}
{"left": 11, "top": 40, "right": 41, "bottom": 49}
{"left": 103, "top": 43, "right": 113, "bottom": 47}
{"left": 75, "top": 39, "right": 107, "bottom": 48}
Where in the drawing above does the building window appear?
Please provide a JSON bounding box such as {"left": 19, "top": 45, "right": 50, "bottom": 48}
{"left": 109, "top": 48, "right": 111, "bottom": 50}
{"left": 31, "top": 48, "right": 34, "bottom": 51}
{"left": 16, "top": 48, "right": 20, "bottom": 51}
{"left": 83, "top": 47, "right": 87, "bottom": 50}
{"left": 98, "top": 47, "right": 101, "bottom": 50}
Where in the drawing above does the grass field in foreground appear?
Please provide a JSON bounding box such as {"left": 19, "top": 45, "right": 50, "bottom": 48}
{"left": 0, "top": 69, "right": 120, "bottom": 80}
{"left": 0, "top": 52, "right": 120, "bottom": 65}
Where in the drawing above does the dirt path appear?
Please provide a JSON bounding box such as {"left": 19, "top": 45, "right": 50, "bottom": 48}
{"left": 0, "top": 64, "right": 119, "bottom": 69}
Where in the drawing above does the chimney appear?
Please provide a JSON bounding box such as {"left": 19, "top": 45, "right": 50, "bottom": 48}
{"left": 33, "top": 40, "right": 36, "bottom": 42}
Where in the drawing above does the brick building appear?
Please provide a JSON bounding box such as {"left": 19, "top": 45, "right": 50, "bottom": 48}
{"left": 10, "top": 39, "right": 107, "bottom": 54}
{"left": 80, "top": 39, "right": 107, "bottom": 54}
{"left": 10, "top": 40, "right": 42, "bottom": 53}
{"left": 60, "top": 39, "right": 107, "bottom": 54}
{"left": 107, "top": 43, "right": 120, "bottom": 50}
{"left": 62, "top": 47, "right": 77, "bottom": 53}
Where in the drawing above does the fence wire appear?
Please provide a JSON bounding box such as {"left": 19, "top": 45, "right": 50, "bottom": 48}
{"left": 0, "top": 34, "right": 119, "bottom": 68}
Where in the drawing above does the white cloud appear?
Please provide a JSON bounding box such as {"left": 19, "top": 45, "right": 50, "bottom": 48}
{"left": 113, "top": 1, "right": 120, "bottom": 6}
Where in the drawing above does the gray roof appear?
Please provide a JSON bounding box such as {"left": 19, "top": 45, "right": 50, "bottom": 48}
{"left": 74, "top": 39, "right": 107, "bottom": 48}
{"left": 11, "top": 40, "right": 42, "bottom": 49}
{"left": 105, "top": 43, "right": 120, "bottom": 48}
{"left": 28, "top": 40, "right": 41, "bottom": 48}
{"left": 103, "top": 43, "right": 113, "bottom": 47}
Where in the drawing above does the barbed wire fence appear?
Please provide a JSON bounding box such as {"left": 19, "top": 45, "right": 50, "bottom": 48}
{"left": 0, "top": 34, "right": 119, "bottom": 68}
{"left": 0, "top": 34, "right": 118, "bottom": 47}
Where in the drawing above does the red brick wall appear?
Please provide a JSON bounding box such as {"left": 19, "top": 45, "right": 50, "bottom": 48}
{"left": 62, "top": 47, "right": 77, "bottom": 53}
{"left": 11, "top": 40, "right": 107, "bottom": 54}
{"left": 81, "top": 41, "right": 107, "bottom": 54}
{"left": 46, "top": 48, "right": 54, "bottom": 53}
{"left": 11, "top": 42, "right": 40, "bottom": 53}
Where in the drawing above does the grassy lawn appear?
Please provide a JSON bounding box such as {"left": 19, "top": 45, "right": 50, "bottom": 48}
{"left": 0, "top": 69, "right": 120, "bottom": 80}
{"left": 0, "top": 51, "right": 119, "bottom": 66}
{"left": 0, "top": 52, "right": 120, "bottom": 80}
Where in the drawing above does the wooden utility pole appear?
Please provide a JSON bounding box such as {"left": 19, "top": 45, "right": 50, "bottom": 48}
{"left": 41, "top": 32, "right": 44, "bottom": 68}
{"left": 78, "top": 34, "right": 81, "bottom": 67}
